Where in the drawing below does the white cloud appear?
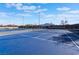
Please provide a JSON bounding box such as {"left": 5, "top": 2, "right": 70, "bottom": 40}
{"left": 6, "top": 3, "right": 23, "bottom": 10}
{"left": 45, "top": 14, "right": 55, "bottom": 18}
{"left": 6, "top": 3, "right": 17, "bottom": 8}
{"left": 34, "top": 8, "right": 47, "bottom": 13}
{"left": 0, "top": 12, "right": 9, "bottom": 17}
{"left": 57, "top": 7, "right": 71, "bottom": 11}
{"left": 6, "top": 3, "right": 37, "bottom": 12}
{"left": 68, "top": 10, "right": 79, "bottom": 14}
{"left": 15, "top": 4, "right": 23, "bottom": 10}
{"left": 42, "top": 14, "right": 79, "bottom": 24}
{"left": 0, "top": 12, "right": 32, "bottom": 19}
{"left": 5, "top": 4, "right": 47, "bottom": 13}
{"left": 40, "top": 13, "right": 79, "bottom": 21}
{"left": 42, "top": 14, "right": 55, "bottom": 19}
{"left": 23, "top": 5, "right": 47, "bottom": 13}
{"left": 57, "top": 14, "right": 79, "bottom": 18}
{"left": 23, "top": 6, "right": 37, "bottom": 12}
{"left": 0, "top": 11, "right": 78, "bottom": 24}
{"left": 16, "top": 13, "right": 32, "bottom": 17}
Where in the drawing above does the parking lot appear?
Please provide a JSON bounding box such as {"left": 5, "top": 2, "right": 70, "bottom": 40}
{"left": 0, "top": 29, "right": 79, "bottom": 55}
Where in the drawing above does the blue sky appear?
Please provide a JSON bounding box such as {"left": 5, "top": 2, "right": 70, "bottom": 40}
{"left": 0, "top": 3, "right": 79, "bottom": 25}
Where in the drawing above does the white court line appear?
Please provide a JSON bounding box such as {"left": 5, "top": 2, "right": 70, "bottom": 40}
{"left": 65, "top": 31, "right": 79, "bottom": 49}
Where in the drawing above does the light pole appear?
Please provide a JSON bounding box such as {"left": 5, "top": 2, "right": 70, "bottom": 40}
{"left": 38, "top": 6, "right": 41, "bottom": 29}
{"left": 37, "top": 6, "right": 47, "bottom": 29}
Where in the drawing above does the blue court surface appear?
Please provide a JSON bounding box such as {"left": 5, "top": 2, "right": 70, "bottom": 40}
{"left": 0, "top": 29, "right": 79, "bottom": 55}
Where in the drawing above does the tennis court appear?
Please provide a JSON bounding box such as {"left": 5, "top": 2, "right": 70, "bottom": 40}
{"left": 0, "top": 29, "right": 79, "bottom": 55}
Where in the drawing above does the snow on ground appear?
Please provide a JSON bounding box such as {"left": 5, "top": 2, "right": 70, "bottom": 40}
{"left": 0, "top": 29, "right": 79, "bottom": 55}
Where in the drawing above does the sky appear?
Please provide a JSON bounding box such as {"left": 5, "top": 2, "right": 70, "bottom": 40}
{"left": 0, "top": 3, "right": 79, "bottom": 25}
